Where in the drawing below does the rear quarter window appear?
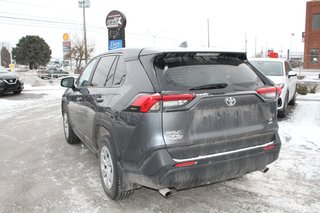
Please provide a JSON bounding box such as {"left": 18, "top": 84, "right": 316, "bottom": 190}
{"left": 154, "top": 53, "right": 264, "bottom": 92}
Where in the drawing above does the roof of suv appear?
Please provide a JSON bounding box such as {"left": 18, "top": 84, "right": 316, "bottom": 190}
{"left": 103, "top": 48, "right": 247, "bottom": 60}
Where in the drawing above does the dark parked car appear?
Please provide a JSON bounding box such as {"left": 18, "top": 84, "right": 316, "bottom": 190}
{"left": 0, "top": 67, "right": 24, "bottom": 95}
{"left": 61, "top": 48, "right": 282, "bottom": 200}
{"left": 38, "top": 67, "right": 69, "bottom": 79}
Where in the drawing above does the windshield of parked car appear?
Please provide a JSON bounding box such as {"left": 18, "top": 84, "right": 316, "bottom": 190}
{"left": 153, "top": 52, "right": 264, "bottom": 92}
{"left": 0, "top": 67, "right": 9, "bottom": 73}
{"left": 250, "top": 61, "right": 283, "bottom": 76}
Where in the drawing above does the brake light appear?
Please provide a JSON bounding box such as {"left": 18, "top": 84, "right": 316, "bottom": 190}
{"left": 263, "top": 144, "right": 276, "bottom": 151}
{"left": 129, "top": 93, "right": 196, "bottom": 113}
{"left": 174, "top": 161, "right": 197, "bottom": 167}
{"left": 275, "top": 84, "right": 284, "bottom": 96}
{"left": 131, "top": 94, "right": 162, "bottom": 112}
{"left": 256, "top": 86, "right": 281, "bottom": 99}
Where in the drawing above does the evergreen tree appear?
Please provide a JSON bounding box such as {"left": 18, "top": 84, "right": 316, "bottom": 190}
{"left": 12, "top": 35, "right": 51, "bottom": 69}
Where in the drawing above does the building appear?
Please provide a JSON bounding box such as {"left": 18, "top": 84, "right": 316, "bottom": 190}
{"left": 304, "top": 0, "right": 320, "bottom": 69}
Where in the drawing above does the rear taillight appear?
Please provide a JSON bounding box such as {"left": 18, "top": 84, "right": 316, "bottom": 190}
{"left": 128, "top": 93, "right": 196, "bottom": 113}
{"left": 275, "top": 84, "right": 284, "bottom": 96}
{"left": 256, "top": 86, "right": 281, "bottom": 100}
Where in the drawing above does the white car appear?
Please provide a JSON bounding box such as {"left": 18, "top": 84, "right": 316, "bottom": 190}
{"left": 249, "top": 58, "right": 297, "bottom": 117}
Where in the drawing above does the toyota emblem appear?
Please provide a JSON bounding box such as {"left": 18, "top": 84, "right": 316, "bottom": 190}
{"left": 225, "top": 97, "right": 236, "bottom": 107}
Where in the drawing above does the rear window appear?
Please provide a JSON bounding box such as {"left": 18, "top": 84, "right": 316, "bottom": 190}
{"left": 153, "top": 52, "right": 264, "bottom": 92}
{"left": 250, "top": 61, "right": 283, "bottom": 76}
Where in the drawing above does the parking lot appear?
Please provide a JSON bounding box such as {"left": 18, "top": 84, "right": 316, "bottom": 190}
{"left": 0, "top": 86, "right": 320, "bottom": 213}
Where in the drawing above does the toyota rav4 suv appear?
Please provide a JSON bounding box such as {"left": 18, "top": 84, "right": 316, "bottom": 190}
{"left": 61, "top": 48, "right": 281, "bottom": 200}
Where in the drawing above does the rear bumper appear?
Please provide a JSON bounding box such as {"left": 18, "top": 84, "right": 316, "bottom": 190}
{"left": 124, "top": 136, "right": 281, "bottom": 190}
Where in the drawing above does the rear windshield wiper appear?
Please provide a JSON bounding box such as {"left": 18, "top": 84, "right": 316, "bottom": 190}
{"left": 190, "top": 83, "right": 228, "bottom": 91}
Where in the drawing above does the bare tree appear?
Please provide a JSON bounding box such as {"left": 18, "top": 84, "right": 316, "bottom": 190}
{"left": 70, "top": 35, "right": 94, "bottom": 74}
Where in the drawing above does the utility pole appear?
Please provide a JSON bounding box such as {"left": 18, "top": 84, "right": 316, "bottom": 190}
{"left": 254, "top": 36, "right": 257, "bottom": 57}
{"left": 78, "top": 0, "right": 90, "bottom": 65}
{"left": 207, "top": 19, "right": 210, "bottom": 48}
{"left": 245, "top": 33, "right": 247, "bottom": 52}
{"left": 0, "top": 42, "right": 2, "bottom": 67}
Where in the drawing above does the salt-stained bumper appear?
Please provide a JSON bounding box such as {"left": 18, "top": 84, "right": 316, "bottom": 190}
{"left": 125, "top": 135, "right": 281, "bottom": 190}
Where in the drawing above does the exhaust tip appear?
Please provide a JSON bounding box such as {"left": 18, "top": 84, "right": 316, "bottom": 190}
{"left": 261, "top": 167, "right": 269, "bottom": 173}
{"left": 159, "top": 188, "right": 172, "bottom": 198}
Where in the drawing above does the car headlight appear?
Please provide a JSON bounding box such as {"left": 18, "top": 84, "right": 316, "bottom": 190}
{"left": 18, "top": 77, "right": 24, "bottom": 83}
{"left": 0, "top": 79, "right": 3, "bottom": 83}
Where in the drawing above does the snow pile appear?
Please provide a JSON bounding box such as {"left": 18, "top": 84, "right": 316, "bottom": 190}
{"left": 297, "top": 91, "right": 320, "bottom": 101}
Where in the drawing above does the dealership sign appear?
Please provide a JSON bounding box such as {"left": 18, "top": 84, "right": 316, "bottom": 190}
{"left": 106, "top": 10, "right": 126, "bottom": 50}
{"left": 106, "top": 10, "right": 126, "bottom": 29}
{"left": 109, "top": 40, "right": 123, "bottom": 50}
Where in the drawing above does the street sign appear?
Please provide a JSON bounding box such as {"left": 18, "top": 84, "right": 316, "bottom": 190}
{"left": 63, "top": 41, "right": 71, "bottom": 60}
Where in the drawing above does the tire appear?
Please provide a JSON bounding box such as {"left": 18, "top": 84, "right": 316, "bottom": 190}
{"left": 62, "top": 111, "right": 81, "bottom": 144}
{"left": 288, "top": 89, "right": 296, "bottom": 105}
{"left": 13, "top": 90, "right": 22, "bottom": 95}
{"left": 99, "top": 136, "right": 134, "bottom": 200}
{"left": 278, "top": 93, "right": 288, "bottom": 118}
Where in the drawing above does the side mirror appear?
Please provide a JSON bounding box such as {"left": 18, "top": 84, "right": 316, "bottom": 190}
{"left": 288, "top": 71, "right": 297, "bottom": 78}
{"left": 61, "top": 77, "right": 75, "bottom": 88}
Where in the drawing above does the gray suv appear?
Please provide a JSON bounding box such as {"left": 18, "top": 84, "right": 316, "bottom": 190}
{"left": 61, "top": 48, "right": 281, "bottom": 200}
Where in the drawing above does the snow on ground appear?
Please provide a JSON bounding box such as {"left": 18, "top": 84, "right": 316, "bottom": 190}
{"left": 0, "top": 84, "right": 65, "bottom": 122}
{"left": 1, "top": 84, "right": 320, "bottom": 212}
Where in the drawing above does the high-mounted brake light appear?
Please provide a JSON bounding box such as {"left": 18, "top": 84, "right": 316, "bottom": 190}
{"left": 256, "top": 86, "right": 281, "bottom": 100}
{"left": 129, "top": 93, "right": 196, "bottom": 113}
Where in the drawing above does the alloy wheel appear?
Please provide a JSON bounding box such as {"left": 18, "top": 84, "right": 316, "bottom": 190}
{"left": 100, "top": 146, "right": 114, "bottom": 189}
{"left": 63, "top": 112, "right": 69, "bottom": 139}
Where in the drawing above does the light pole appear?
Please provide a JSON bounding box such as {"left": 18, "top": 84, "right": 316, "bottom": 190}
{"left": 207, "top": 19, "right": 210, "bottom": 48}
{"left": 78, "top": 0, "right": 90, "bottom": 65}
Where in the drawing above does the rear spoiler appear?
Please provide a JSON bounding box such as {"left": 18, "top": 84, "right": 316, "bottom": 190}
{"left": 153, "top": 52, "right": 247, "bottom": 69}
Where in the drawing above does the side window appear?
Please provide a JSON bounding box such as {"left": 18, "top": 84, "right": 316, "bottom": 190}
{"left": 310, "top": 48, "right": 319, "bottom": 64}
{"left": 113, "top": 56, "right": 126, "bottom": 87}
{"left": 105, "top": 57, "right": 117, "bottom": 87}
{"left": 77, "top": 58, "right": 98, "bottom": 87}
{"left": 91, "top": 56, "right": 116, "bottom": 87}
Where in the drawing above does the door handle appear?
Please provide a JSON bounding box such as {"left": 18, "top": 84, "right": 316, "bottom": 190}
{"left": 76, "top": 97, "right": 83, "bottom": 101}
{"left": 95, "top": 97, "right": 104, "bottom": 103}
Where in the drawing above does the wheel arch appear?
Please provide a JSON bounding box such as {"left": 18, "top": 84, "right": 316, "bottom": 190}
{"left": 95, "top": 122, "right": 121, "bottom": 159}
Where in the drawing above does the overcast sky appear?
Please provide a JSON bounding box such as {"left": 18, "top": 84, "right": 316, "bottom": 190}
{"left": 0, "top": 0, "right": 307, "bottom": 59}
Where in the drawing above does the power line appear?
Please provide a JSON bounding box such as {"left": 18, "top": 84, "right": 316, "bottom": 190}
{"left": 0, "top": 15, "right": 78, "bottom": 25}
{"left": 0, "top": 11, "right": 80, "bottom": 24}
{"left": 0, "top": 14, "right": 203, "bottom": 44}
{"left": 0, "top": 0, "right": 79, "bottom": 12}
{"left": 0, "top": 21, "right": 83, "bottom": 31}
{"left": 0, "top": 12, "right": 106, "bottom": 31}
